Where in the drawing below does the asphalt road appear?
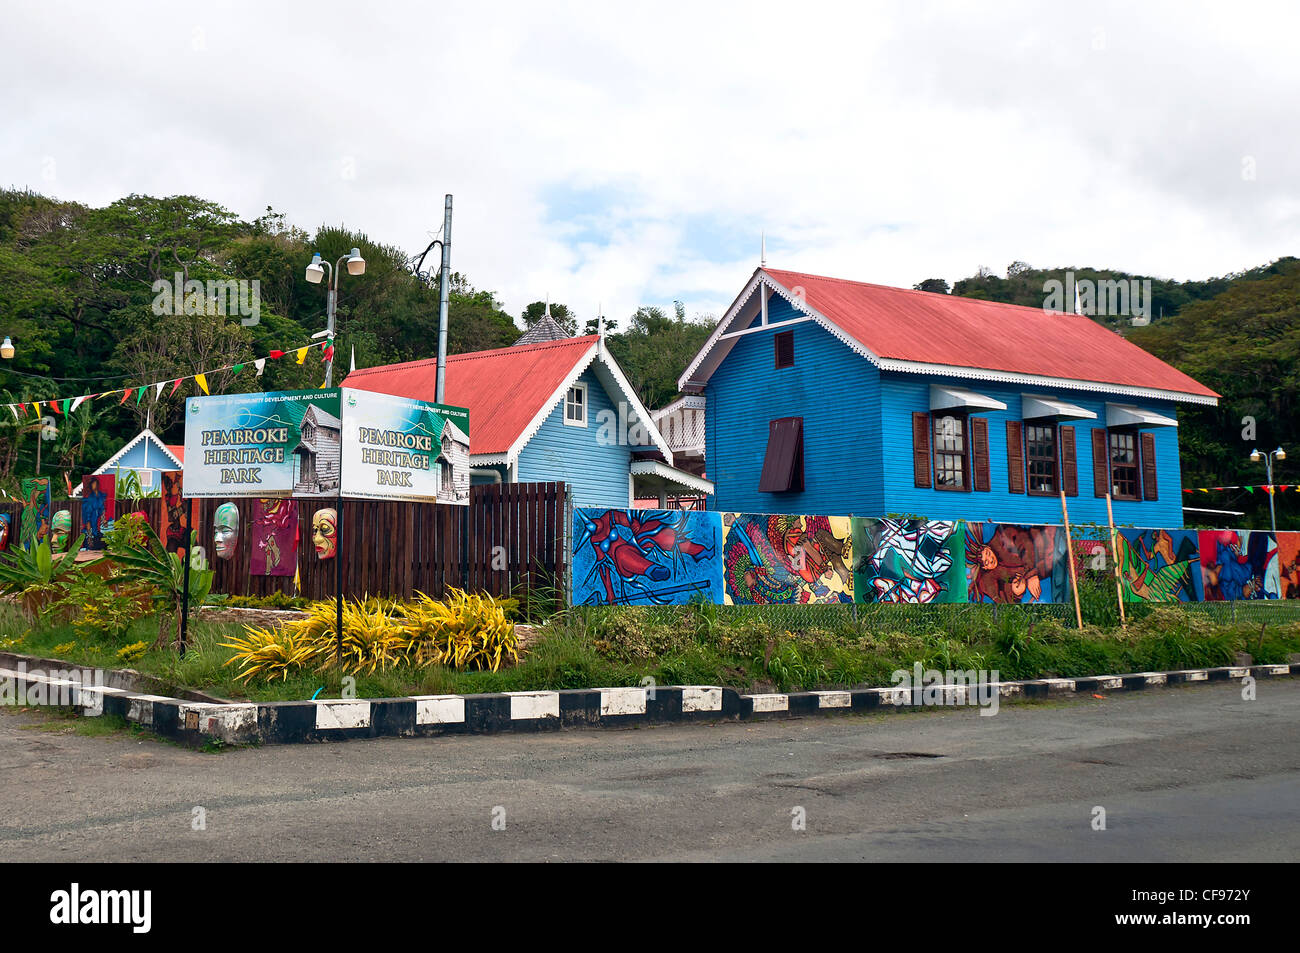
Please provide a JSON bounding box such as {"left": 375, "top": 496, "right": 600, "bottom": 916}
{"left": 2, "top": 679, "right": 1297, "bottom": 862}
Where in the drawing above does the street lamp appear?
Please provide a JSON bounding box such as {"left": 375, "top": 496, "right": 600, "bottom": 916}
{"left": 1, "top": 336, "right": 13, "bottom": 359}
{"left": 1249, "top": 446, "right": 1286, "bottom": 533}
{"left": 304, "top": 248, "right": 366, "bottom": 386}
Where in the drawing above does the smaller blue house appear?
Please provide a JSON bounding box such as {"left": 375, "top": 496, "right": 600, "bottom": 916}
{"left": 678, "top": 267, "right": 1220, "bottom": 527}
{"left": 344, "top": 331, "right": 713, "bottom": 509}
{"left": 86, "top": 429, "right": 184, "bottom": 494}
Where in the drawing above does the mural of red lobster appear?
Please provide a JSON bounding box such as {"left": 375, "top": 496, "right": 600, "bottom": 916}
{"left": 579, "top": 510, "right": 713, "bottom": 604}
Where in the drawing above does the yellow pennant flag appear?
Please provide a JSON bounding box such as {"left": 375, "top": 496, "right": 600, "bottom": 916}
{"left": 195, "top": 373, "right": 209, "bottom": 395}
{"left": 296, "top": 347, "right": 309, "bottom": 365}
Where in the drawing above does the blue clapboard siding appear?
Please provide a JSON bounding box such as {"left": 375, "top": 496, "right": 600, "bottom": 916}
{"left": 516, "top": 366, "right": 636, "bottom": 508}
{"left": 877, "top": 374, "right": 1184, "bottom": 528}
{"left": 707, "top": 297, "right": 885, "bottom": 515}
{"left": 704, "top": 294, "right": 1186, "bottom": 527}
{"left": 98, "top": 433, "right": 182, "bottom": 491}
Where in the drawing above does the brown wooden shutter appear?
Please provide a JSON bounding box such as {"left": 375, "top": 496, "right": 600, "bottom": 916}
{"left": 1059, "top": 425, "right": 1078, "bottom": 497}
{"left": 774, "top": 331, "right": 794, "bottom": 369}
{"left": 971, "top": 417, "right": 990, "bottom": 492}
{"left": 912, "top": 412, "right": 932, "bottom": 488}
{"left": 1005, "top": 420, "right": 1025, "bottom": 494}
{"left": 1091, "top": 428, "right": 1109, "bottom": 497}
{"left": 1140, "top": 432, "right": 1158, "bottom": 501}
{"left": 759, "top": 417, "right": 803, "bottom": 492}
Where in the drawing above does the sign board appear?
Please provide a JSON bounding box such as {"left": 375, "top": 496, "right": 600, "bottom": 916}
{"left": 339, "top": 388, "right": 470, "bottom": 504}
{"left": 183, "top": 390, "right": 343, "bottom": 498}
{"left": 182, "top": 387, "right": 469, "bottom": 504}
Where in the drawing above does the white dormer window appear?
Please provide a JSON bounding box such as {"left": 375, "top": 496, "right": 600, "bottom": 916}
{"left": 564, "top": 382, "right": 587, "bottom": 427}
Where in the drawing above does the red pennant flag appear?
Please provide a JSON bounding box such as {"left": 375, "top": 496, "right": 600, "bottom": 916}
{"left": 322, "top": 345, "right": 334, "bottom": 363}
{"left": 169, "top": 378, "right": 183, "bottom": 396}
{"left": 118, "top": 389, "right": 132, "bottom": 405}
{"left": 269, "top": 350, "right": 284, "bottom": 359}
{"left": 52, "top": 400, "right": 62, "bottom": 415}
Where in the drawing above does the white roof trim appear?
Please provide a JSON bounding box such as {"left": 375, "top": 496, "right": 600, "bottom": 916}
{"left": 930, "top": 384, "right": 1007, "bottom": 412}
{"left": 651, "top": 393, "right": 706, "bottom": 422}
{"left": 1106, "top": 403, "right": 1178, "bottom": 428}
{"left": 93, "top": 429, "right": 183, "bottom": 475}
{"left": 502, "top": 340, "right": 673, "bottom": 468}
{"left": 678, "top": 269, "right": 1219, "bottom": 407}
{"left": 629, "top": 460, "right": 715, "bottom": 495}
{"left": 1021, "top": 394, "right": 1098, "bottom": 421}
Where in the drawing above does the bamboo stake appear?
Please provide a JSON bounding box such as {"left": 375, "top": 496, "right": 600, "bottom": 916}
{"left": 1105, "top": 492, "right": 1127, "bottom": 629}
{"left": 1060, "top": 491, "right": 1084, "bottom": 629}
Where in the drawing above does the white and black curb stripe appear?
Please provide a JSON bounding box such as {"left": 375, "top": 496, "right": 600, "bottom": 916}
{"left": 1, "top": 661, "right": 1296, "bottom": 746}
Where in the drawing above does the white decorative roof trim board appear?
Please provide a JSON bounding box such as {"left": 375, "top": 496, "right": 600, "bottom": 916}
{"left": 593, "top": 339, "right": 674, "bottom": 461}
{"left": 628, "top": 460, "right": 715, "bottom": 495}
{"left": 681, "top": 269, "right": 1218, "bottom": 407}
{"left": 470, "top": 453, "right": 509, "bottom": 466}
{"left": 651, "top": 394, "right": 706, "bottom": 421}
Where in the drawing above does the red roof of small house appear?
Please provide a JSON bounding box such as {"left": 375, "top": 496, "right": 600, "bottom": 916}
{"left": 686, "top": 267, "right": 1222, "bottom": 400}
{"left": 342, "top": 336, "right": 601, "bottom": 456}
{"left": 761, "top": 269, "right": 1218, "bottom": 399}
{"left": 166, "top": 445, "right": 184, "bottom": 463}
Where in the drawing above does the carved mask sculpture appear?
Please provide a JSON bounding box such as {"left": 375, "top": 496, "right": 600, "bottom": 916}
{"left": 214, "top": 503, "right": 240, "bottom": 560}
{"left": 50, "top": 510, "right": 72, "bottom": 553}
{"left": 312, "top": 508, "right": 338, "bottom": 560}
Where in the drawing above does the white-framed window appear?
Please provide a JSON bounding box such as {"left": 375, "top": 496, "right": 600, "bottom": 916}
{"left": 564, "top": 382, "right": 587, "bottom": 427}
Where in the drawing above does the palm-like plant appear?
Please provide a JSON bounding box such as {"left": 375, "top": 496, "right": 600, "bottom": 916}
{"left": 0, "top": 536, "right": 89, "bottom": 618}
{"left": 107, "top": 516, "right": 212, "bottom": 647}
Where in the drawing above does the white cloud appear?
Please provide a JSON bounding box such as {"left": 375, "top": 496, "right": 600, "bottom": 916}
{"left": 2, "top": 0, "right": 1297, "bottom": 335}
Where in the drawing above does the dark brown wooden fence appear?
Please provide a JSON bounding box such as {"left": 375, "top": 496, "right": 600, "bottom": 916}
{"left": 0, "top": 482, "right": 569, "bottom": 608}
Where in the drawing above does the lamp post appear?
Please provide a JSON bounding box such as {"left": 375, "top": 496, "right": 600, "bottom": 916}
{"left": 305, "top": 248, "right": 366, "bottom": 387}
{"left": 1249, "top": 446, "right": 1286, "bottom": 533}
{"left": 1, "top": 336, "right": 13, "bottom": 359}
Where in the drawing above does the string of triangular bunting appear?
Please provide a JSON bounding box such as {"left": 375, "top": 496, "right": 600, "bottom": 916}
{"left": 4, "top": 339, "right": 330, "bottom": 420}
{"left": 1184, "top": 484, "right": 1294, "bottom": 495}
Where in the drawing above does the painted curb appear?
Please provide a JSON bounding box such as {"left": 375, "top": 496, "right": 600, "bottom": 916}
{"left": 1, "top": 659, "right": 1295, "bottom": 746}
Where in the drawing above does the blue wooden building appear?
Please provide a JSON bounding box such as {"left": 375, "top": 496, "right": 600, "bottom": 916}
{"left": 678, "top": 268, "right": 1219, "bottom": 527}
{"left": 88, "top": 429, "right": 185, "bottom": 493}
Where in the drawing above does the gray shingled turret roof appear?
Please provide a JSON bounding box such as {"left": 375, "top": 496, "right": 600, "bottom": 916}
{"left": 513, "top": 313, "right": 570, "bottom": 346}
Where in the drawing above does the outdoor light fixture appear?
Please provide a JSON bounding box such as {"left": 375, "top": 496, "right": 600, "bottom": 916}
{"left": 305, "top": 253, "right": 325, "bottom": 284}
{"left": 1249, "top": 446, "right": 1287, "bottom": 533}
{"left": 346, "top": 247, "right": 366, "bottom": 275}
{"left": 0, "top": 336, "right": 13, "bottom": 360}
{"left": 1277, "top": 447, "right": 1287, "bottom": 461}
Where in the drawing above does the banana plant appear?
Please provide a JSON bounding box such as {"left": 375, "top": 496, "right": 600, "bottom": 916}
{"left": 107, "top": 518, "right": 212, "bottom": 648}
{"left": 0, "top": 535, "right": 89, "bottom": 618}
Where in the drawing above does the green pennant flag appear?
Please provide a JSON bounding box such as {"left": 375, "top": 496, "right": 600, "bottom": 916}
{"left": 232, "top": 363, "right": 245, "bottom": 375}
{"left": 135, "top": 385, "right": 146, "bottom": 406}
{"left": 1246, "top": 486, "right": 1256, "bottom": 494}
{"left": 61, "top": 398, "right": 71, "bottom": 414}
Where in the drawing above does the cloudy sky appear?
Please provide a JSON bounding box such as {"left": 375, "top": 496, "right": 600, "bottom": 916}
{"left": 4, "top": 0, "right": 1297, "bottom": 328}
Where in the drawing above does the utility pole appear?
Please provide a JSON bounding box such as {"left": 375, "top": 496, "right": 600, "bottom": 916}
{"left": 436, "top": 194, "right": 452, "bottom": 404}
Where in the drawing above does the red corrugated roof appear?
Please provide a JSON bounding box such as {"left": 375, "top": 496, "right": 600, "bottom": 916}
{"left": 165, "top": 445, "right": 184, "bottom": 463}
{"left": 763, "top": 269, "right": 1218, "bottom": 399}
{"left": 343, "top": 336, "right": 598, "bottom": 455}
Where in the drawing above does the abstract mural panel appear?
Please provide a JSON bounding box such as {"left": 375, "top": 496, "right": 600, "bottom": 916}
{"left": 722, "top": 513, "right": 853, "bottom": 605}
{"left": 159, "top": 471, "right": 200, "bottom": 558}
{"left": 250, "top": 498, "right": 299, "bottom": 577}
{"left": 1116, "top": 529, "right": 1203, "bottom": 602}
{"left": 851, "top": 518, "right": 966, "bottom": 603}
{"left": 80, "top": 473, "right": 115, "bottom": 551}
{"left": 1198, "top": 530, "right": 1279, "bottom": 600}
{"left": 19, "top": 477, "right": 51, "bottom": 550}
{"left": 1275, "top": 532, "right": 1300, "bottom": 599}
{"left": 965, "top": 523, "right": 1069, "bottom": 604}
{"left": 571, "top": 508, "right": 723, "bottom": 606}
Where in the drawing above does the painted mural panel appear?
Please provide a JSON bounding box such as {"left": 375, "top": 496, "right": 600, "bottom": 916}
{"left": 250, "top": 499, "right": 299, "bottom": 577}
{"left": 159, "top": 471, "right": 201, "bottom": 558}
{"left": 965, "top": 523, "right": 1069, "bottom": 603}
{"left": 851, "top": 518, "right": 966, "bottom": 603}
{"left": 1198, "top": 530, "right": 1279, "bottom": 600}
{"left": 572, "top": 508, "right": 722, "bottom": 606}
{"left": 1275, "top": 532, "right": 1300, "bottom": 599}
{"left": 1117, "top": 529, "right": 1203, "bottom": 602}
{"left": 80, "top": 474, "right": 115, "bottom": 551}
{"left": 20, "top": 477, "right": 51, "bottom": 549}
{"left": 722, "top": 513, "right": 853, "bottom": 604}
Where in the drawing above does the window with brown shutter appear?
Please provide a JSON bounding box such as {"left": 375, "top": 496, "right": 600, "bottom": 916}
{"left": 913, "top": 412, "right": 932, "bottom": 488}
{"left": 1024, "top": 423, "right": 1058, "bottom": 495}
{"left": 1140, "top": 431, "right": 1158, "bottom": 501}
{"left": 759, "top": 417, "right": 803, "bottom": 492}
{"left": 774, "top": 331, "right": 794, "bottom": 369}
{"left": 933, "top": 413, "right": 969, "bottom": 491}
{"left": 1109, "top": 429, "right": 1141, "bottom": 501}
{"left": 971, "top": 417, "right": 990, "bottom": 492}
{"left": 1091, "top": 428, "right": 1109, "bottom": 497}
{"left": 1060, "top": 426, "right": 1078, "bottom": 496}
{"left": 1006, "top": 420, "right": 1025, "bottom": 494}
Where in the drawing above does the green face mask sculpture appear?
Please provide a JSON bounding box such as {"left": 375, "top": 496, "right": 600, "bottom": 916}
{"left": 51, "top": 510, "right": 72, "bottom": 553}
{"left": 214, "top": 503, "right": 240, "bottom": 560}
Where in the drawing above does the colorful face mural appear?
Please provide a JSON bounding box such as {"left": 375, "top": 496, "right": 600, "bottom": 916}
{"left": 80, "top": 474, "right": 115, "bottom": 551}
{"left": 50, "top": 510, "right": 72, "bottom": 553}
{"left": 0, "top": 513, "right": 11, "bottom": 551}
{"left": 251, "top": 498, "right": 298, "bottom": 577}
{"left": 722, "top": 513, "right": 853, "bottom": 604}
{"left": 19, "top": 477, "right": 51, "bottom": 550}
{"left": 965, "top": 523, "right": 1068, "bottom": 603}
{"left": 214, "top": 503, "right": 240, "bottom": 560}
{"left": 1275, "top": 532, "right": 1300, "bottom": 600}
{"left": 571, "top": 508, "right": 723, "bottom": 606}
{"left": 1117, "top": 529, "right": 1203, "bottom": 602}
{"left": 312, "top": 508, "right": 338, "bottom": 560}
{"left": 159, "top": 470, "right": 193, "bottom": 555}
{"left": 1198, "top": 530, "right": 1279, "bottom": 600}
{"left": 851, "top": 518, "right": 966, "bottom": 603}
